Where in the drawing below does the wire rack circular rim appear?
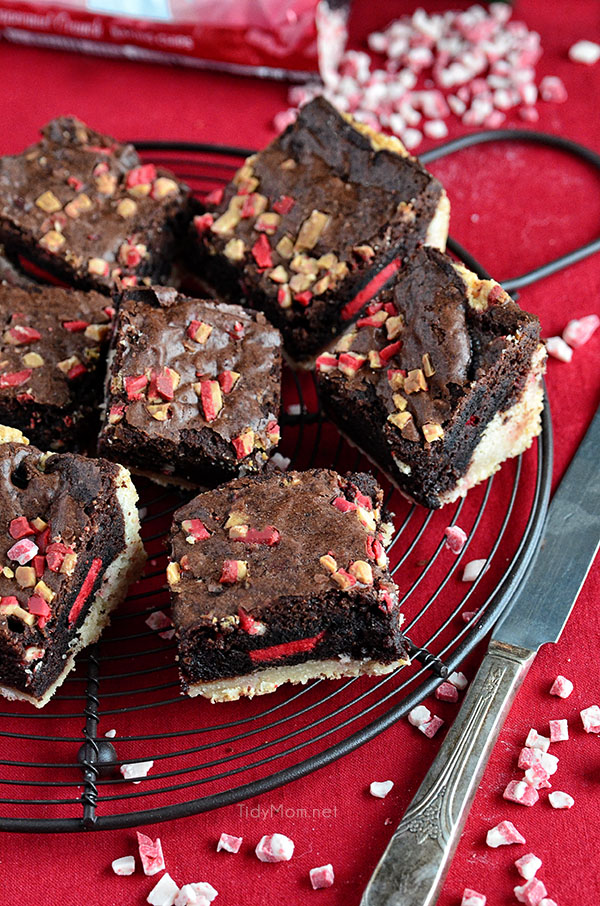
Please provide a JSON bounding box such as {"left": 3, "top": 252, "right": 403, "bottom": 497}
{"left": 10, "top": 127, "right": 596, "bottom": 831}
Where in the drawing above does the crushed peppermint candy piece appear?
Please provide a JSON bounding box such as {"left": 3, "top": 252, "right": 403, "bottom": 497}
{"left": 444, "top": 525, "right": 467, "bottom": 554}
{"left": 174, "top": 882, "right": 218, "bottom": 905}
{"left": 419, "top": 715, "right": 444, "bottom": 738}
{"left": 461, "top": 559, "right": 488, "bottom": 582}
{"left": 435, "top": 681, "right": 459, "bottom": 702}
{"left": 503, "top": 780, "right": 539, "bottom": 806}
{"left": 569, "top": 39, "right": 600, "bottom": 64}
{"left": 255, "top": 833, "right": 294, "bottom": 862}
{"left": 137, "top": 832, "right": 165, "bottom": 876}
{"left": 486, "top": 820, "right": 526, "bottom": 848}
{"left": 540, "top": 76, "right": 567, "bottom": 103}
{"left": 408, "top": 705, "right": 431, "bottom": 727}
{"left": 514, "top": 878, "right": 548, "bottom": 906}
{"left": 548, "top": 790, "right": 574, "bottom": 809}
{"left": 309, "top": 864, "right": 335, "bottom": 889}
{"left": 525, "top": 729, "right": 550, "bottom": 752}
{"left": 147, "top": 872, "right": 180, "bottom": 906}
{"left": 580, "top": 704, "right": 600, "bottom": 733}
{"left": 105, "top": 728, "right": 117, "bottom": 738}
{"left": 461, "top": 890, "right": 486, "bottom": 906}
{"left": 549, "top": 719, "right": 569, "bottom": 742}
{"left": 539, "top": 900, "right": 558, "bottom": 906}
{"left": 120, "top": 760, "right": 154, "bottom": 782}
{"left": 370, "top": 780, "right": 394, "bottom": 799}
{"left": 515, "top": 853, "right": 543, "bottom": 881}
{"left": 217, "top": 833, "right": 242, "bottom": 853}
{"left": 562, "top": 314, "right": 600, "bottom": 347}
{"left": 523, "top": 764, "right": 551, "bottom": 791}
{"left": 111, "top": 855, "right": 135, "bottom": 876}
{"left": 549, "top": 675, "right": 573, "bottom": 698}
{"left": 145, "top": 610, "right": 175, "bottom": 639}
{"left": 518, "top": 748, "right": 558, "bottom": 776}
{"left": 545, "top": 336, "right": 573, "bottom": 362}
{"left": 448, "top": 671, "right": 468, "bottom": 691}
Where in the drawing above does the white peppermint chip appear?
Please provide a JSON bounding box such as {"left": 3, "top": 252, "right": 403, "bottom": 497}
{"left": 423, "top": 119, "right": 449, "bottom": 139}
{"left": 147, "top": 873, "right": 180, "bottom": 906}
{"left": 112, "top": 855, "right": 135, "bottom": 876}
{"left": 105, "top": 728, "right": 117, "bottom": 738}
{"left": 370, "top": 780, "right": 394, "bottom": 799}
{"left": 548, "top": 790, "right": 574, "bottom": 809}
{"left": 569, "top": 40, "right": 600, "bottom": 64}
{"left": 525, "top": 729, "right": 550, "bottom": 752}
{"left": 255, "top": 833, "right": 295, "bottom": 863}
{"left": 120, "top": 760, "right": 154, "bottom": 782}
{"left": 515, "top": 852, "right": 542, "bottom": 881}
{"left": 408, "top": 705, "right": 431, "bottom": 727}
{"left": 269, "top": 453, "right": 291, "bottom": 472}
{"left": 545, "top": 336, "right": 573, "bottom": 362}
{"left": 448, "top": 671, "right": 468, "bottom": 690}
{"left": 461, "top": 559, "right": 488, "bottom": 582}
{"left": 401, "top": 128, "right": 423, "bottom": 150}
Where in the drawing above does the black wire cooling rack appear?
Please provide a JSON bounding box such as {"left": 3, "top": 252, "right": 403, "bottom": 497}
{"left": 2, "top": 128, "right": 600, "bottom": 833}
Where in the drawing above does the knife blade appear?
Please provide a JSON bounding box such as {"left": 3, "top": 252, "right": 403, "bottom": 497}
{"left": 361, "top": 404, "right": 600, "bottom": 906}
{"left": 493, "top": 404, "right": 600, "bottom": 650}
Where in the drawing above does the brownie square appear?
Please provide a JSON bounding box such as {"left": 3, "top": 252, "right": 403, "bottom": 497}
{"left": 316, "top": 247, "right": 546, "bottom": 509}
{"left": 191, "top": 97, "right": 449, "bottom": 362}
{"left": 0, "top": 116, "right": 192, "bottom": 293}
{"left": 98, "top": 285, "right": 282, "bottom": 486}
{"left": 167, "top": 469, "right": 408, "bottom": 702}
{"left": 0, "top": 284, "right": 113, "bottom": 450}
{"left": 0, "top": 426, "right": 145, "bottom": 707}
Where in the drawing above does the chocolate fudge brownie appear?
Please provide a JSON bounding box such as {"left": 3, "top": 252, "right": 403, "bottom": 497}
{"left": 0, "top": 426, "right": 145, "bottom": 707}
{"left": 316, "top": 247, "right": 546, "bottom": 509}
{"left": 191, "top": 97, "right": 449, "bottom": 362}
{"left": 167, "top": 469, "right": 408, "bottom": 702}
{"left": 0, "top": 117, "right": 191, "bottom": 293}
{"left": 0, "top": 284, "right": 113, "bottom": 450}
{"left": 98, "top": 285, "right": 282, "bottom": 486}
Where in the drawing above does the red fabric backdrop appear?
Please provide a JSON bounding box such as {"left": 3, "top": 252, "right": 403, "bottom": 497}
{"left": 0, "top": 2, "right": 599, "bottom": 904}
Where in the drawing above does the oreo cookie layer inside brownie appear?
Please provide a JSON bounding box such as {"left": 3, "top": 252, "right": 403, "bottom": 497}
{"left": 191, "top": 97, "right": 449, "bottom": 362}
{"left": 0, "top": 284, "right": 113, "bottom": 450}
{"left": 168, "top": 469, "right": 408, "bottom": 702}
{"left": 0, "top": 116, "right": 192, "bottom": 293}
{"left": 0, "top": 426, "right": 145, "bottom": 707}
{"left": 316, "top": 247, "right": 546, "bottom": 509}
{"left": 98, "top": 285, "right": 282, "bottom": 486}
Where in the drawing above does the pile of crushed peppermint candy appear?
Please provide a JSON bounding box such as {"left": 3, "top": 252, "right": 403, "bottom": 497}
{"left": 275, "top": 4, "right": 600, "bottom": 151}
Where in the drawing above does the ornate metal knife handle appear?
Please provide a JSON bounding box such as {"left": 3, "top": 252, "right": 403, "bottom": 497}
{"left": 361, "top": 641, "right": 536, "bottom": 906}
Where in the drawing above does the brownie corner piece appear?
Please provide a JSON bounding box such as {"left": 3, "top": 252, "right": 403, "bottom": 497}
{"left": 167, "top": 468, "right": 408, "bottom": 703}
{"left": 190, "top": 97, "right": 449, "bottom": 361}
{"left": 0, "top": 283, "right": 113, "bottom": 450}
{"left": 0, "top": 115, "right": 192, "bottom": 293}
{"left": 0, "top": 428, "right": 145, "bottom": 707}
{"left": 98, "top": 285, "right": 282, "bottom": 486}
{"left": 316, "top": 246, "right": 546, "bottom": 508}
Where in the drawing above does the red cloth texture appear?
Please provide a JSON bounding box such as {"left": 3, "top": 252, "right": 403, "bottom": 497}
{"left": 0, "top": 2, "right": 599, "bottom": 905}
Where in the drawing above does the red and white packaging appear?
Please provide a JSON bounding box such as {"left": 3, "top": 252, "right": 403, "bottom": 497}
{"left": 309, "top": 863, "right": 335, "bottom": 889}
{"left": 514, "top": 853, "right": 542, "bottom": 881}
{"left": 137, "top": 832, "right": 166, "bottom": 876}
{"left": 255, "top": 833, "right": 295, "bottom": 863}
{"left": 216, "top": 832, "right": 242, "bottom": 854}
{"left": 486, "top": 820, "right": 526, "bottom": 848}
{"left": 0, "top": 0, "right": 349, "bottom": 79}
{"left": 461, "top": 889, "right": 486, "bottom": 906}
{"left": 549, "top": 675, "right": 573, "bottom": 698}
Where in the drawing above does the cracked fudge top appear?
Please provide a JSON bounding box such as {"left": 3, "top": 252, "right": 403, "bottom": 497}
{"left": 168, "top": 469, "right": 398, "bottom": 633}
{"left": 0, "top": 116, "right": 189, "bottom": 291}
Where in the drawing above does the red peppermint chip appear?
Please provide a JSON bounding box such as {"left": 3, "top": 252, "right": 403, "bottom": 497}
{"left": 503, "top": 780, "right": 539, "bottom": 806}
{"left": 124, "top": 374, "right": 148, "bottom": 400}
{"left": 217, "top": 832, "right": 243, "bottom": 853}
{"left": 7, "top": 325, "right": 41, "bottom": 344}
{"left": 9, "top": 517, "right": 35, "bottom": 540}
{"left": 272, "top": 195, "right": 295, "bottom": 215}
{"left": 204, "top": 187, "right": 224, "bottom": 205}
{"left": 194, "top": 213, "right": 214, "bottom": 235}
{"left": 126, "top": 164, "right": 157, "bottom": 187}
{"left": 0, "top": 370, "right": 32, "bottom": 389}
{"left": 27, "top": 594, "right": 51, "bottom": 619}
{"left": 62, "top": 320, "right": 89, "bottom": 333}
{"left": 444, "top": 525, "right": 467, "bottom": 554}
{"left": 251, "top": 234, "right": 273, "bottom": 269}
{"left": 136, "top": 831, "right": 165, "bottom": 876}
{"left": 332, "top": 496, "right": 357, "bottom": 513}
{"left": 309, "top": 864, "right": 335, "bottom": 890}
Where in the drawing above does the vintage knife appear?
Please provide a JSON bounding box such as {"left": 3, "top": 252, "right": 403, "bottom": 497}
{"left": 361, "top": 404, "right": 600, "bottom": 906}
